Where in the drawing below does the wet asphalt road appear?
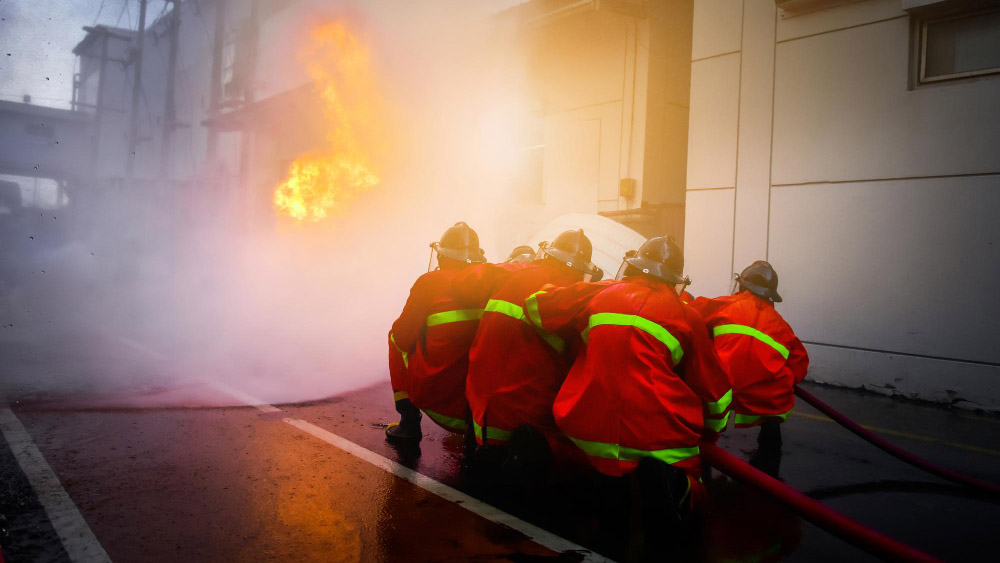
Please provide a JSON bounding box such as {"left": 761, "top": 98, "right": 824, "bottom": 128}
{"left": 1, "top": 381, "right": 999, "bottom": 562}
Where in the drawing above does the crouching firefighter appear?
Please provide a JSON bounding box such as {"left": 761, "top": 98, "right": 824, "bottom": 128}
{"left": 524, "top": 236, "right": 732, "bottom": 553}
{"left": 689, "top": 261, "right": 809, "bottom": 477}
{"left": 452, "top": 230, "right": 602, "bottom": 473}
{"left": 386, "top": 222, "right": 487, "bottom": 444}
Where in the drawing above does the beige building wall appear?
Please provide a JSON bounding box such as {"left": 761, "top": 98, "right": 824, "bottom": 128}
{"left": 528, "top": 9, "right": 651, "bottom": 217}
{"left": 684, "top": 0, "right": 1000, "bottom": 410}
{"left": 494, "top": 2, "right": 694, "bottom": 254}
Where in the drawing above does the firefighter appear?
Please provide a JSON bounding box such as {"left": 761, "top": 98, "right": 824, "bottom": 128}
{"left": 385, "top": 222, "right": 487, "bottom": 445}
{"left": 523, "top": 235, "right": 731, "bottom": 550}
{"left": 452, "top": 230, "right": 602, "bottom": 473}
{"left": 504, "top": 245, "right": 536, "bottom": 264}
{"left": 689, "top": 260, "right": 809, "bottom": 477}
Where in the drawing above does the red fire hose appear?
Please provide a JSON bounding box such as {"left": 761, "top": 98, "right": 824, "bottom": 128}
{"left": 795, "top": 386, "right": 1000, "bottom": 496}
{"left": 700, "top": 442, "right": 940, "bottom": 562}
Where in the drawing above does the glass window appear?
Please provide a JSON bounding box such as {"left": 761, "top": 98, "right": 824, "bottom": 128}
{"left": 920, "top": 8, "right": 1000, "bottom": 83}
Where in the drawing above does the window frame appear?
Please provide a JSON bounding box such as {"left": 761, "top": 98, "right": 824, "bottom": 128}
{"left": 916, "top": 6, "right": 1000, "bottom": 85}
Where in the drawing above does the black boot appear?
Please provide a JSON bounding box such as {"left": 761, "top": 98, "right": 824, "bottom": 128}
{"left": 385, "top": 398, "right": 422, "bottom": 444}
{"left": 595, "top": 473, "right": 631, "bottom": 562}
{"left": 500, "top": 425, "right": 552, "bottom": 487}
{"left": 637, "top": 457, "right": 695, "bottom": 562}
{"left": 463, "top": 409, "right": 477, "bottom": 459}
{"left": 749, "top": 420, "right": 782, "bottom": 478}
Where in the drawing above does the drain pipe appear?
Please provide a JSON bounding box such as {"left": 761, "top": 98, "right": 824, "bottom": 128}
{"left": 795, "top": 386, "right": 1000, "bottom": 496}
{"left": 700, "top": 443, "right": 940, "bottom": 562}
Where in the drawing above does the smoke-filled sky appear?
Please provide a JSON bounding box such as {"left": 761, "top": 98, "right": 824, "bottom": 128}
{"left": 0, "top": 0, "right": 522, "bottom": 108}
{"left": 0, "top": 0, "right": 546, "bottom": 409}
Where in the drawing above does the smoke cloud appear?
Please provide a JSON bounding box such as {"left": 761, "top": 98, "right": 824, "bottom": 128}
{"left": 0, "top": 1, "right": 533, "bottom": 408}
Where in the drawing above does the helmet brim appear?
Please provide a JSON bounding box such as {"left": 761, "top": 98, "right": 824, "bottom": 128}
{"left": 433, "top": 243, "right": 486, "bottom": 264}
{"left": 740, "top": 279, "right": 782, "bottom": 302}
{"left": 543, "top": 247, "right": 601, "bottom": 278}
{"left": 625, "top": 256, "right": 685, "bottom": 285}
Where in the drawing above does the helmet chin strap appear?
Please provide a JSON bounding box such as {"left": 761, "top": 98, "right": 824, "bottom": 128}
{"left": 675, "top": 276, "right": 691, "bottom": 296}
{"left": 428, "top": 244, "right": 439, "bottom": 272}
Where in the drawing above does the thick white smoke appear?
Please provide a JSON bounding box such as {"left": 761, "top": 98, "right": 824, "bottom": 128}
{"left": 0, "top": 1, "right": 533, "bottom": 407}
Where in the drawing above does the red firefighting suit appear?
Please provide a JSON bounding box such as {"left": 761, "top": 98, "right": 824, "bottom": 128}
{"left": 450, "top": 260, "right": 580, "bottom": 446}
{"left": 388, "top": 265, "right": 485, "bottom": 433}
{"left": 525, "top": 276, "right": 732, "bottom": 484}
{"left": 689, "top": 291, "right": 809, "bottom": 427}
{"left": 680, "top": 290, "right": 695, "bottom": 305}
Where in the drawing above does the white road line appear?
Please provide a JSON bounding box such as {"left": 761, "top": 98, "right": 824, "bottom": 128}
{"left": 117, "top": 338, "right": 610, "bottom": 561}
{"left": 0, "top": 406, "right": 112, "bottom": 563}
{"left": 222, "top": 389, "right": 612, "bottom": 562}
{"left": 207, "top": 381, "right": 282, "bottom": 413}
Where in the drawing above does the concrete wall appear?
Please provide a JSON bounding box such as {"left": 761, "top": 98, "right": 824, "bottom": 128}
{"left": 527, "top": 8, "right": 651, "bottom": 217}
{"left": 683, "top": 0, "right": 1000, "bottom": 411}
{"left": 490, "top": 2, "right": 696, "bottom": 255}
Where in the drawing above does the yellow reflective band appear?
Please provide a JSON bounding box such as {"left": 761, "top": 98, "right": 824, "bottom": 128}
{"left": 485, "top": 299, "right": 565, "bottom": 353}
{"left": 704, "top": 411, "right": 730, "bottom": 432}
{"left": 425, "top": 308, "right": 484, "bottom": 327}
{"left": 705, "top": 389, "right": 733, "bottom": 415}
{"left": 472, "top": 420, "right": 512, "bottom": 442}
{"left": 582, "top": 312, "right": 684, "bottom": 365}
{"left": 735, "top": 409, "right": 792, "bottom": 426}
{"left": 392, "top": 391, "right": 409, "bottom": 402}
{"left": 390, "top": 332, "right": 409, "bottom": 369}
{"left": 524, "top": 290, "right": 546, "bottom": 328}
{"left": 713, "top": 324, "right": 790, "bottom": 359}
{"left": 423, "top": 409, "right": 466, "bottom": 432}
{"left": 485, "top": 299, "right": 525, "bottom": 320}
{"left": 568, "top": 436, "right": 700, "bottom": 465}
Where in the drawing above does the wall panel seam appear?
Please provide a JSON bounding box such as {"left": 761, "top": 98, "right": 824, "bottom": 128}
{"left": 776, "top": 14, "right": 908, "bottom": 44}
{"left": 803, "top": 340, "right": 1000, "bottom": 368}
{"left": 691, "top": 49, "right": 741, "bottom": 63}
{"left": 731, "top": 0, "right": 746, "bottom": 279}
{"left": 771, "top": 171, "right": 1000, "bottom": 187}
{"left": 766, "top": 6, "right": 777, "bottom": 261}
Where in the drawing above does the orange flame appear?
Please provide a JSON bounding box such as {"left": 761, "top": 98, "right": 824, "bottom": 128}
{"left": 274, "top": 22, "right": 381, "bottom": 222}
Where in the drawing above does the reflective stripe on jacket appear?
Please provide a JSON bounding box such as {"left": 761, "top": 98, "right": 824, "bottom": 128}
{"left": 689, "top": 291, "right": 809, "bottom": 426}
{"left": 527, "top": 276, "right": 732, "bottom": 477}
{"left": 390, "top": 267, "right": 484, "bottom": 432}
{"left": 451, "top": 261, "right": 580, "bottom": 444}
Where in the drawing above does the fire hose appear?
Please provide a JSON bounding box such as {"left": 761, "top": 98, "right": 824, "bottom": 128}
{"left": 699, "top": 442, "right": 940, "bottom": 562}
{"left": 794, "top": 386, "right": 1000, "bottom": 496}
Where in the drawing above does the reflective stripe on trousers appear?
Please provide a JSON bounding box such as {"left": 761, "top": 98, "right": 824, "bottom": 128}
{"left": 567, "top": 436, "right": 700, "bottom": 465}
{"left": 735, "top": 409, "right": 793, "bottom": 426}
{"left": 472, "top": 420, "right": 512, "bottom": 442}
{"left": 389, "top": 332, "right": 409, "bottom": 369}
{"left": 423, "top": 409, "right": 466, "bottom": 432}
